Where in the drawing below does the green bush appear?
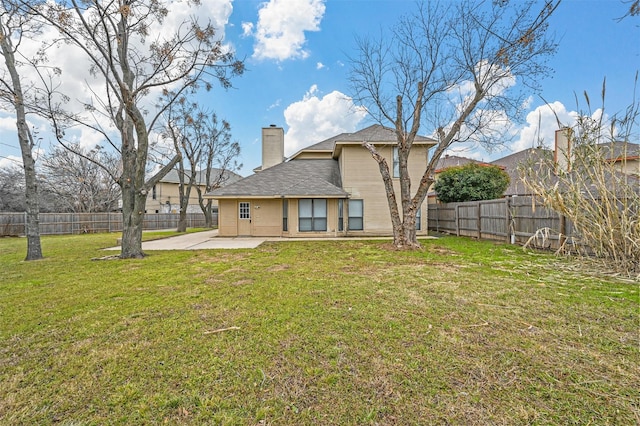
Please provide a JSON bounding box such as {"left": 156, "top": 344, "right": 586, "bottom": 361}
{"left": 434, "top": 163, "right": 510, "bottom": 203}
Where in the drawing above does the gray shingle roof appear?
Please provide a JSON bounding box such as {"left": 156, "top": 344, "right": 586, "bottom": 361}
{"left": 290, "top": 124, "right": 436, "bottom": 159}
{"left": 207, "top": 159, "right": 348, "bottom": 198}
{"left": 435, "top": 155, "right": 485, "bottom": 171}
{"left": 491, "top": 148, "right": 552, "bottom": 196}
{"left": 338, "top": 124, "right": 435, "bottom": 143}
{"left": 160, "top": 168, "right": 243, "bottom": 186}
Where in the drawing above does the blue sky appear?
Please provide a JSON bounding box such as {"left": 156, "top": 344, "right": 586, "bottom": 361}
{"left": 0, "top": 0, "right": 638, "bottom": 177}
{"left": 208, "top": 0, "right": 640, "bottom": 176}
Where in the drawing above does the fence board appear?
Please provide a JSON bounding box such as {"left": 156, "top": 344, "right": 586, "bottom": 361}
{"left": 428, "top": 196, "right": 577, "bottom": 250}
{"left": 0, "top": 212, "right": 215, "bottom": 236}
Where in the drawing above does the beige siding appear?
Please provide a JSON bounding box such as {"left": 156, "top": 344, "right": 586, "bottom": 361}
{"left": 217, "top": 198, "right": 346, "bottom": 237}
{"left": 218, "top": 199, "right": 238, "bottom": 236}
{"left": 147, "top": 181, "right": 217, "bottom": 214}
{"left": 292, "top": 151, "right": 333, "bottom": 160}
{"left": 617, "top": 158, "right": 639, "bottom": 176}
{"left": 250, "top": 199, "right": 283, "bottom": 236}
{"left": 341, "top": 144, "right": 430, "bottom": 235}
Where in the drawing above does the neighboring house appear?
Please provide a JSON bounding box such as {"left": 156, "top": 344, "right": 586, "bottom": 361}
{"left": 490, "top": 147, "right": 551, "bottom": 196}
{"left": 600, "top": 141, "right": 639, "bottom": 176}
{"left": 148, "top": 168, "right": 243, "bottom": 214}
{"left": 206, "top": 124, "right": 436, "bottom": 237}
{"left": 428, "top": 132, "right": 639, "bottom": 201}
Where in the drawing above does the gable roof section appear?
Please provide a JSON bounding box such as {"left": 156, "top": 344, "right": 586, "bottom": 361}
{"left": 337, "top": 124, "right": 435, "bottom": 143}
{"left": 289, "top": 124, "right": 437, "bottom": 160}
{"left": 159, "top": 168, "right": 243, "bottom": 186}
{"left": 333, "top": 124, "right": 436, "bottom": 157}
{"left": 206, "top": 159, "right": 348, "bottom": 199}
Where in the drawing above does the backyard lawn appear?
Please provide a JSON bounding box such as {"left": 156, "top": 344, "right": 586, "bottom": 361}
{"left": 0, "top": 232, "right": 638, "bottom": 425}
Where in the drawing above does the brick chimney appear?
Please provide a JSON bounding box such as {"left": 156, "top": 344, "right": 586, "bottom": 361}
{"left": 554, "top": 127, "right": 573, "bottom": 173}
{"left": 261, "top": 125, "right": 285, "bottom": 171}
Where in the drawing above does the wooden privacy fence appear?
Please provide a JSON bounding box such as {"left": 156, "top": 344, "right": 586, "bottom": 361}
{"left": 0, "top": 212, "right": 215, "bottom": 237}
{"left": 428, "top": 196, "right": 576, "bottom": 249}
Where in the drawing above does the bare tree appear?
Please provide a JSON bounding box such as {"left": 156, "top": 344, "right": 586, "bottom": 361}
{"left": 27, "top": 0, "right": 243, "bottom": 258}
{"left": 349, "top": 0, "right": 559, "bottom": 248}
{"left": 0, "top": 0, "right": 43, "bottom": 260}
{"left": 162, "top": 97, "right": 199, "bottom": 233}
{"left": 39, "top": 144, "right": 121, "bottom": 212}
{"left": 194, "top": 112, "right": 240, "bottom": 228}
{"left": 0, "top": 164, "right": 26, "bottom": 211}
{"left": 162, "top": 96, "right": 240, "bottom": 230}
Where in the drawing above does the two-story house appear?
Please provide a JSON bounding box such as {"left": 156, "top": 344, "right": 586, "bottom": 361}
{"left": 148, "top": 169, "right": 243, "bottom": 214}
{"left": 206, "top": 124, "right": 436, "bottom": 237}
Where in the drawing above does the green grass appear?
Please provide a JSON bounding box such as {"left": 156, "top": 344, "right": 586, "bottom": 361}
{"left": 1, "top": 232, "right": 638, "bottom": 425}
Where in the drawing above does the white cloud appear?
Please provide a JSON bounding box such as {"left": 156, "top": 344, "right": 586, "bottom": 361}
{"left": 250, "top": 0, "right": 326, "bottom": 61}
{"left": 267, "top": 99, "right": 282, "bottom": 110}
{"left": 0, "top": 115, "right": 15, "bottom": 130}
{"left": 241, "top": 22, "right": 254, "bottom": 37}
{"left": 0, "top": 155, "right": 22, "bottom": 170}
{"left": 283, "top": 85, "right": 367, "bottom": 155}
{"left": 316, "top": 62, "right": 325, "bottom": 70}
{"left": 510, "top": 101, "right": 577, "bottom": 153}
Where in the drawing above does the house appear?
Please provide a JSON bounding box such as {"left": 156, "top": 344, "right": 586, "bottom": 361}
{"left": 600, "top": 141, "right": 639, "bottom": 176}
{"left": 148, "top": 168, "right": 242, "bottom": 214}
{"left": 490, "top": 147, "right": 551, "bottom": 196}
{"left": 206, "top": 124, "right": 437, "bottom": 237}
{"left": 490, "top": 134, "right": 639, "bottom": 197}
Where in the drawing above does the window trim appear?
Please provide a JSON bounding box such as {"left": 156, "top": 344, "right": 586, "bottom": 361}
{"left": 239, "top": 202, "right": 250, "bottom": 219}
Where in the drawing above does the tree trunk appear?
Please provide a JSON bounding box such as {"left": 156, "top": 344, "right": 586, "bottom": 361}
{"left": 118, "top": 113, "right": 147, "bottom": 259}
{"left": 177, "top": 189, "right": 188, "bottom": 233}
{"left": 204, "top": 200, "right": 213, "bottom": 228}
{"left": 22, "top": 152, "right": 43, "bottom": 260}
{"left": 120, "top": 188, "right": 146, "bottom": 259}
{"left": 0, "top": 25, "right": 43, "bottom": 260}
{"left": 362, "top": 141, "right": 421, "bottom": 249}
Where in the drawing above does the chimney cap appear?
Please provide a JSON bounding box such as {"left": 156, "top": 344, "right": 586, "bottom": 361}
{"left": 269, "top": 124, "right": 277, "bottom": 127}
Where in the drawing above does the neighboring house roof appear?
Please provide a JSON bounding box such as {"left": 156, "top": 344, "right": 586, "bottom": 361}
{"left": 434, "top": 155, "right": 494, "bottom": 172}
{"left": 160, "top": 168, "right": 243, "bottom": 187}
{"left": 490, "top": 147, "right": 551, "bottom": 196}
{"left": 207, "top": 159, "right": 348, "bottom": 199}
{"left": 598, "top": 141, "right": 639, "bottom": 162}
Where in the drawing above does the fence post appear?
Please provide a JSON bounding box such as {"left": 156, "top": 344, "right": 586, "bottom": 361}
{"left": 477, "top": 202, "right": 482, "bottom": 239}
{"left": 559, "top": 213, "right": 567, "bottom": 249}
{"left": 455, "top": 204, "right": 460, "bottom": 237}
{"left": 506, "top": 197, "right": 512, "bottom": 244}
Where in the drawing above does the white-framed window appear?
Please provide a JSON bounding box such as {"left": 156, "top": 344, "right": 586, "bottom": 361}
{"left": 393, "top": 146, "right": 400, "bottom": 178}
{"left": 239, "top": 202, "right": 250, "bottom": 219}
{"left": 348, "top": 199, "right": 364, "bottom": 231}
{"left": 338, "top": 199, "right": 344, "bottom": 232}
{"left": 299, "top": 199, "right": 327, "bottom": 232}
